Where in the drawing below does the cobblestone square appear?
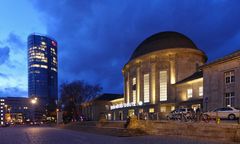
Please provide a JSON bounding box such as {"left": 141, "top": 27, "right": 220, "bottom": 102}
{"left": 0, "top": 126, "right": 226, "bottom": 144}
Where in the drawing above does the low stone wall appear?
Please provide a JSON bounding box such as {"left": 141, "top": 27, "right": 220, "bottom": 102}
{"left": 61, "top": 121, "right": 125, "bottom": 128}
{"left": 100, "top": 121, "right": 125, "bottom": 128}
{"left": 59, "top": 120, "right": 240, "bottom": 142}
{"left": 141, "top": 121, "right": 240, "bottom": 142}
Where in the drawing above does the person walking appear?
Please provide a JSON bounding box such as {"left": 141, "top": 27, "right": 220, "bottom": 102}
{"left": 196, "top": 106, "right": 201, "bottom": 122}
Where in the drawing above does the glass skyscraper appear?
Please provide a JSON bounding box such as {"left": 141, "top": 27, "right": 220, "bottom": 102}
{"left": 28, "top": 34, "right": 58, "bottom": 104}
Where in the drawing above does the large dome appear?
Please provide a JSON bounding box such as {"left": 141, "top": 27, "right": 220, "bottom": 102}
{"left": 130, "top": 31, "right": 202, "bottom": 61}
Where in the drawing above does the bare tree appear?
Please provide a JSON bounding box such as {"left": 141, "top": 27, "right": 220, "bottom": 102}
{"left": 60, "top": 80, "right": 102, "bottom": 122}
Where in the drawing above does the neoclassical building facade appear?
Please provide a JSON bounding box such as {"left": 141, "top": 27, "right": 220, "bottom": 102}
{"left": 202, "top": 51, "right": 240, "bottom": 111}
{"left": 110, "top": 31, "right": 240, "bottom": 120}
{"left": 110, "top": 32, "right": 207, "bottom": 120}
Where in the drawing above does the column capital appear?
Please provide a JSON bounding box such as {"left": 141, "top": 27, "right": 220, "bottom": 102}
{"left": 150, "top": 56, "right": 157, "bottom": 63}
{"left": 168, "top": 54, "right": 176, "bottom": 61}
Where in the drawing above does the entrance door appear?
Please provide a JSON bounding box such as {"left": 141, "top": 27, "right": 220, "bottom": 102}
{"left": 119, "top": 111, "right": 123, "bottom": 120}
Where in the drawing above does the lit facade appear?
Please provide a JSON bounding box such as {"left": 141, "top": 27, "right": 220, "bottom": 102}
{"left": 109, "top": 31, "right": 240, "bottom": 121}
{"left": 109, "top": 31, "right": 207, "bottom": 120}
{"left": 202, "top": 51, "right": 240, "bottom": 111}
{"left": 0, "top": 98, "right": 5, "bottom": 125}
{"left": 28, "top": 34, "right": 58, "bottom": 104}
{"left": 80, "top": 94, "right": 123, "bottom": 121}
{"left": 4, "top": 97, "right": 32, "bottom": 124}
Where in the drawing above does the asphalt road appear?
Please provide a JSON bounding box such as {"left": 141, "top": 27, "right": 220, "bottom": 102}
{"left": 0, "top": 126, "right": 229, "bottom": 144}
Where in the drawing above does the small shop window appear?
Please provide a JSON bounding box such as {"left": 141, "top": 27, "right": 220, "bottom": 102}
{"left": 149, "top": 108, "right": 154, "bottom": 113}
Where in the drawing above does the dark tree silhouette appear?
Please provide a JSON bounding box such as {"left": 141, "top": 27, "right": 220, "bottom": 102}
{"left": 60, "top": 80, "right": 102, "bottom": 123}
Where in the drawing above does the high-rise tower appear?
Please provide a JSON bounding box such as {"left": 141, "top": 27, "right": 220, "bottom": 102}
{"left": 28, "top": 34, "right": 58, "bottom": 104}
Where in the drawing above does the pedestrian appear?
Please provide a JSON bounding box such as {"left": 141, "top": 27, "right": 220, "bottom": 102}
{"left": 196, "top": 106, "right": 201, "bottom": 122}
{"left": 124, "top": 116, "right": 131, "bottom": 128}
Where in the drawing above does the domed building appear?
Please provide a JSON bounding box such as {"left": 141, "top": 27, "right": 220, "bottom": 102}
{"left": 79, "top": 31, "right": 240, "bottom": 121}
{"left": 110, "top": 31, "right": 208, "bottom": 120}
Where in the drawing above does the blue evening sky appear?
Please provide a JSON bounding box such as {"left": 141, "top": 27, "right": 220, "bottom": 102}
{"left": 0, "top": 0, "right": 240, "bottom": 97}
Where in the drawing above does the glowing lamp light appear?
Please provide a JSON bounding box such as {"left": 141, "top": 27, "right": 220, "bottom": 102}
{"left": 31, "top": 98, "right": 38, "bottom": 104}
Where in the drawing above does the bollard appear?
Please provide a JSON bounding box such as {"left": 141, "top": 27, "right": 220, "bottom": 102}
{"left": 216, "top": 117, "right": 220, "bottom": 124}
{"left": 216, "top": 111, "right": 220, "bottom": 124}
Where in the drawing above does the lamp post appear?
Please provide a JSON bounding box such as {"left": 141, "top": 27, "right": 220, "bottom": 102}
{"left": 56, "top": 108, "right": 59, "bottom": 124}
{"left": 31, "top": 97, "right": 38, "bottom": 123}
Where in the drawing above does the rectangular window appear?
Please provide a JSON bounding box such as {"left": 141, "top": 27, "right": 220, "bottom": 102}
{"left": 160, "top": 71, "right": 167, "bottom": 101}
{"left": 160, "top": 106, "right": 166, "bottom": 112}
{"left": 187, "top": 89, "right": 193, "bottom": 98}
{"left": 199, "top": 86, "right": 203, "bottom": 97}
{"left": 149, "top": 108, "right": 155, "bottom": 113}
{"left": 225, "top": 92, "right": 235, "bottom": 107}
{"left": 225, "top": 71, "right": 235, "bottom": 84}
{"left": 132, "top": 77, "right": 136, "bottom": 104}
{"left": 143, "top": 74, "right": 150, "bottom": 103}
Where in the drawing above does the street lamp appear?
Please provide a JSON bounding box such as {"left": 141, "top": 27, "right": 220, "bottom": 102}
{"left": 4, "top": 105, "right": 11, "bottom": 123}
{"left": 31, "top": 97, "right": 38, "bottom": 123}
{"left": 31, "top": 97, "right": 38, "bottom": 105}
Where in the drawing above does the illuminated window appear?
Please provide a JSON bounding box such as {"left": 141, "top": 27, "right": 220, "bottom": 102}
{"left": 225, "top": 92, "right": 235, "bottom": 107}
{"left": 30, "top": 64, "right": 39, "bottom": 68}
{"left": 187, "top": 89, "right": 193, "bottom": 98}
{"left": 51, "top": 67, "right": 57, "bottom": 72}
{"left": 225, "top": 71, "right": 235, "bottom": 84}
{"left": 41, "top": 41, "right": 46, "bottom": 45}
{"left": 199, "top": 86, "right": 203, "bottom": 97}
{"left": 40, "top": 65, "right": 48, "bottom": 69}
{"left": 160, "top": 71, "right": 167, "bottom": 101}
{"left": 132, "top": 77, "right": 136, "bottom": 104}
{"left": 149, "top": 108, "right": 154, "bottom": 113}
{"left": 160, "top": 106, "right": 166, "bottom": 112}
{"left": 143, "top": 74, "right": 150, "bottom": 103}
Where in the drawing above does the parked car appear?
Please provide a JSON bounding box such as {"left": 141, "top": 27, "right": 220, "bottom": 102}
{"left": 205, "top": 107, "right": 240, "bottom": 120}
{"left": 167, "top": 108, "right": 193, "bottom": 120}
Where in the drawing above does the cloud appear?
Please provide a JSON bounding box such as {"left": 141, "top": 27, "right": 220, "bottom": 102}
{"left": 0, "top": 87, "right": 27, "bottom": 97}
{"left": 0, "top": 73, "right": 8, "bottom": 78}
{"left": 7, "top": 33, "right": 25, "bottom": 49}
{"left": 31, "top": 0, "right": 240, "bottom": 93}
{"left": 0, "top": 46, "right": 10, "bottom": 65}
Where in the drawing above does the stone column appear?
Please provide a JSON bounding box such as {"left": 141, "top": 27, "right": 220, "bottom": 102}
{"left": 151, "top": 61, "right": 156, "bottom": 104}
{"left": 136, "top": 65, "right": 141, "bottom": 104}
{"left": 126, "top": 72, "right": 130, "bottom": 103}
{"left": 169, "top": 54, "right": 176, "bottom": 84}
{"left": 123, "top": 68, "right": 130, "bottom": 103}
